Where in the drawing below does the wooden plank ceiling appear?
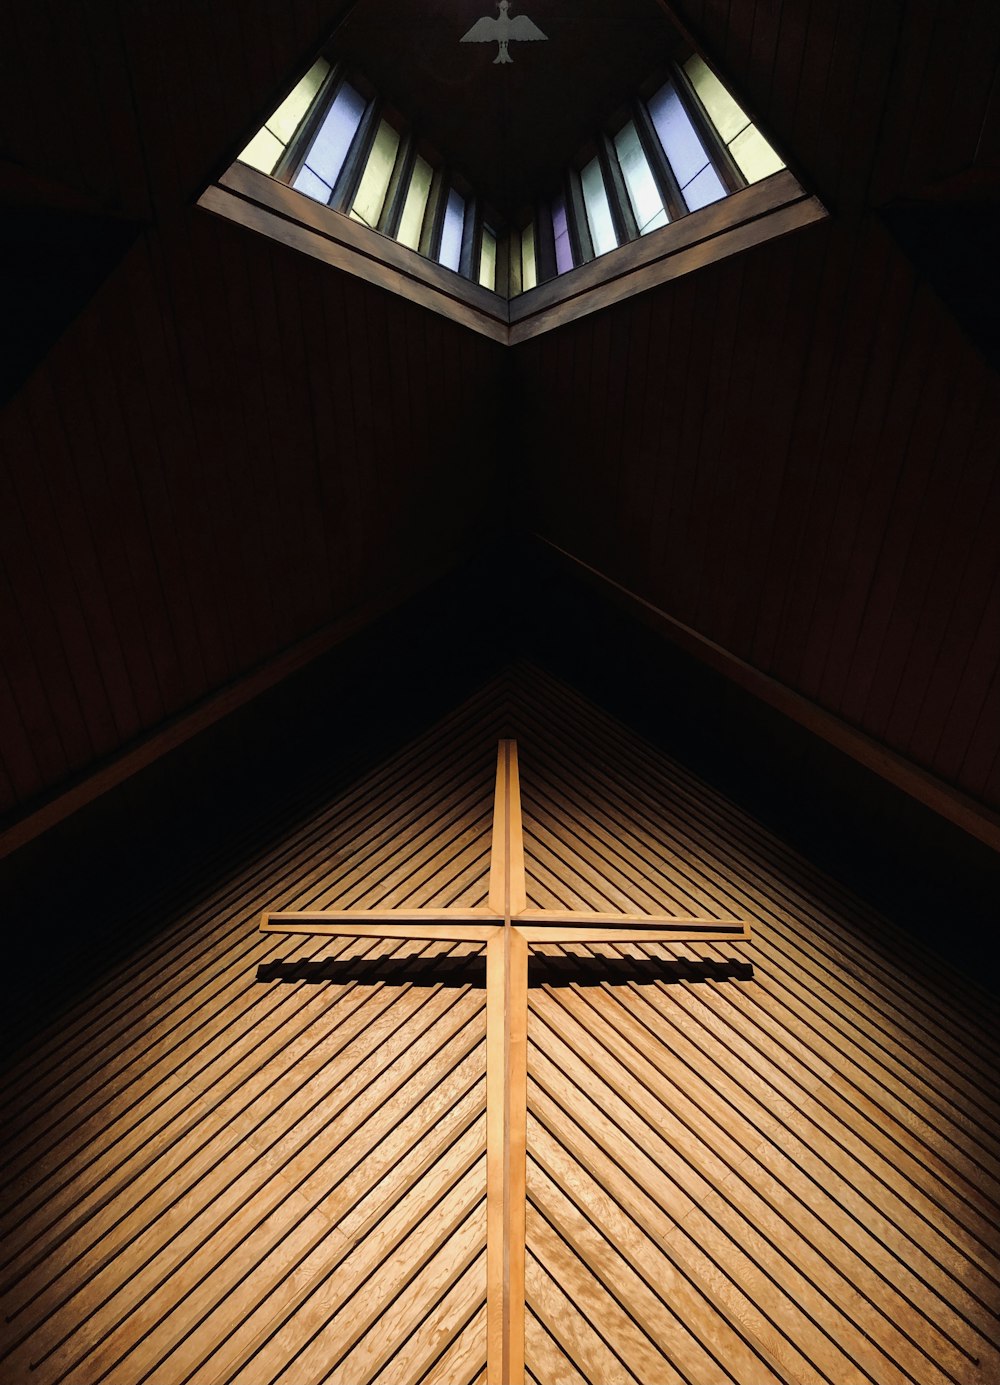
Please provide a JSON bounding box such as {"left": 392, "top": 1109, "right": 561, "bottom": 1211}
{"left": 1, "top": 666, "right": 997, "bottom": 1384}
{"left": 0, "top": 0, "right": 998, "bottom": 830}
{"left": 517, "top": 0, "right": 1000, "bottom": 813}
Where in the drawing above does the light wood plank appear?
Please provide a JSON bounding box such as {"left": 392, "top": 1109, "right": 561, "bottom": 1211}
{"left": 261, "top": 914, "right": 498, "bottom": 942}
{"left": 487, "top": 740, "right": 527, "bottom": 918}
{"left": 486, "top": 925, "right": 528, "bottom": 1385}
{"left": 518, "top": 925, "right": 749, "bottom": 943}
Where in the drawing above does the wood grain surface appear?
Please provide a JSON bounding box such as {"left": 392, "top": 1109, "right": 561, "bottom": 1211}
{"left": 1, "top": 666, "right": 997, "bottom": 1383}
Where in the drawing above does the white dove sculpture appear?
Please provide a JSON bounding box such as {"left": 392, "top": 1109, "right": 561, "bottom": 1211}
{"left": 461, "top": 0, "right": 547, "bottom": 64}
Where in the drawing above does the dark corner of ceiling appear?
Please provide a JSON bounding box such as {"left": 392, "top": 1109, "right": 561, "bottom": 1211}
{"left": 0, "top": 198, "right": 143, "bottom": 405}
{"left": 880, "top": 169, "right": 1000, "bottom": 372}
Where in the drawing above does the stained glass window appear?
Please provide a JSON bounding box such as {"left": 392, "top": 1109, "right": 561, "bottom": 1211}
{"left": 648, "top": 81, "right": 726, "bottom": 212}
{"left": 439, "top": 189, "right": 466, "bottom": 272}
{"left": 351, "top": 120, "right": 400, "bottom": 228}
{"left": 239, "top": 59, "right": 331, "bottom": 176}
{"left": 479, "top": 227, "right": 498, "bottom": 291}
{"left": 291, "top": 80, "right": 366, "bottom": 203}
{"left": 552, "top": 196, "right": 574, "bottom": 274}
{"left": 521, "top": 222, "right": 537, "bottom": 290}
{"left": 684, "top": 55, "right": 784, "bottom": 183}
{"left": 581, "top": 156, "right": 618, "bottom": 256}
{"left": 397, "top": 156, "right": 432, "bottom": 250}
{"left": 614, "top": 121, "right": 669, "bottom": 234}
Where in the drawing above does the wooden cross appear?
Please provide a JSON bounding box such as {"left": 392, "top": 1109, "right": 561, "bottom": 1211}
{"left": 260, "top": 740, "right": 750, "bottom": 1385}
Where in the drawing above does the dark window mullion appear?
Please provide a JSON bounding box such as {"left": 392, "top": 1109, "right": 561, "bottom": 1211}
{"left": 330, "top": 95, "right": 381, "bottom": 213}
{"left": 273, "top": 62, "right": 341, "bottom": 185}
{"left": 494, "top": 230, "right": 510, "bottom": 297}
{"left": 599, "top": 133, "right": 638, "bottom": 244}
{"left": 535, "top": 200, "right": 558, "bottom": 283}
{"left": 378, "top": 133, "right": 414, "bottom": 236}
{"left": 459, "top": 196, "right": 477, "bottom": 279}
{"left": 419, "top": 167, "right": 448, "bottom": 259}
{"left": 672, "top": 60, "right": 745, "bottom": 193}
{"left": 567, "top": 169, "right": 594, "bottom": 264}
{"left": 633, "top": 98, "right": 687, "bottom": 221}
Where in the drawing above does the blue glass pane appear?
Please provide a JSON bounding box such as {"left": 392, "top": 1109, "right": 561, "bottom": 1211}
{"left": 581, "top": 156, "right": 617, "bottom": 256}
{"left": 303, "top": 82, "right": 366, "bottom": 187}
{"left": 648, "top": 81, "right": 710, "bottom": 189}
{"left": 439, "top": 189, "right": 465, "bottom": 271}
{"left": 292, "top": 164, "right": 332, "bottom": 203}
{"left": 552, "top": 196, "right": 573, "bottom": 274}
{"left": 682, "top": 162, "right": 727, "bottom": 211}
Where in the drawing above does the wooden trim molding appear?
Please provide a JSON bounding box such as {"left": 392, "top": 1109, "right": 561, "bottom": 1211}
{"left": 537, "top": 537, "right": 1000, "bottom": 854}
{"left": 507, "top": 171, "right": 825, "bottom": 343}
{"left": 199, "top": 165, "right": 825, "bottom": 345}
{"left": 201, "top": 165, "right": 509, "bottom": 344}
{"left": 0, "top": 553, "right": 471, "bottom": 860}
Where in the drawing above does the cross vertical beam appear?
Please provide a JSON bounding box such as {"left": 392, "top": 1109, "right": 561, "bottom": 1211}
{"left": 488, "top": 738, "right": 527, "bottom": 918}
{"left": 487, "top": 924, "right": 527, "bottom": 1385}
{"left": 487, "top": 740, "right": 528, "bottom": 1385}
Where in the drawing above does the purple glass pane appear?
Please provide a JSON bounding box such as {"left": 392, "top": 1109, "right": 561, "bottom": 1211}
{"left": 682, "top": 162, "right": 727, "bottom": 211}
{"left": 648, "top": 81, "right": 710, "bottom": 189}
{"left": 292, "top": 164, "right": 332, "bottom": 203}
{"left": 439, "top": 189, "right": 465, "bottom": 271}
{"left": 552, "top": 196, "right": 573, "bottom": 274}
{"left": 303, "top": 82, "right": 366, "bottom": 187}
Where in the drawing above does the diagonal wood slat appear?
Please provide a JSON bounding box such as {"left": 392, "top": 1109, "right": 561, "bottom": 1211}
{"left": 3, "top": 667, "right": 997, "bottom": 1385}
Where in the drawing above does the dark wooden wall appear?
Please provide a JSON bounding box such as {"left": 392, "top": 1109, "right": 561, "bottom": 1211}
{"left": 672, "top": 0, "right": 1000, "bottom": 213}
{"left": 0, "top": 215, "right": 502, "bottom": 816}
{"left": 1, "top": 0, "right": 998, "bottom": 834}
{"left": 516, "top": 0, "right": 1000, "bottom": 812}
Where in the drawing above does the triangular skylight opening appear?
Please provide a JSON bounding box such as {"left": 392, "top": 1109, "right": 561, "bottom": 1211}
{"left": 200, "top": 2, "right": 825, "bottom": 342}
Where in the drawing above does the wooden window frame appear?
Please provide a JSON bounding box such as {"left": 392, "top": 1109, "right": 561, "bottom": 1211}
{"left": 213, "top": 46, "right": 822, "bottom": 340}
{"left": 202, "top": 161, "right": 824, "bottom": 344}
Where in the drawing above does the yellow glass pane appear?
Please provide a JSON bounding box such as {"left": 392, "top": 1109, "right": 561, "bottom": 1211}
{"left": 351, "top": 120, "right": 401, "bottom": 229}
{"left": 684, "top": 54, "right": 749, "bottom": 144}
{"left": 479, "top": 227, "right": 497, "bottom": 291}
{"left": 397, "top": 156, "right": 431, "bottom": 249}
{"left": 269, "top": 58, "right": 331, "bottom": 144}
{"left": 729, "top": 124, "right": 784, "bottom": 181}
{"left": 521, "top": 223, "right": 537, "bottom": 291}
{"left": 237, "top": 126, "right": 285, "bottom": 174}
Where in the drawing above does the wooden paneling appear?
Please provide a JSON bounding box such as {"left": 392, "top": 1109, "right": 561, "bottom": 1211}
{"left": 2, "top": 666, "right": 997, "bottom": 1384}
{"left": 0, "top": 689, "right": 506, "bottom": 1384}
{"left": 518, "top": 211, "right": 1000, "bottom": 812}
{"left": 2, "top": 0, "right": 999, "bottom": 850}
{"left": 672, "top": 0, "right": 1000, "bottom": 210}
{"left": 0, "top": 205, "right": 503, "bottom": 821}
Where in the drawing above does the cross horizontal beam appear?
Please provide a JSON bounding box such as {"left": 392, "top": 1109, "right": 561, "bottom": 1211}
{"left": 261, "top": 909, "right": 749, "bottom": 945}
{"left": 260, "top": 909, "right": 500, "bottom": 943}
